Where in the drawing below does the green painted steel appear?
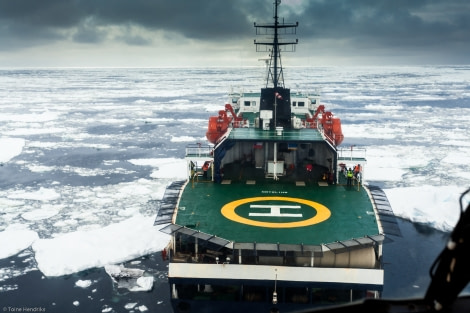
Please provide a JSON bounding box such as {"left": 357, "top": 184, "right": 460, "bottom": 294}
{"left": 175, "top": 180, "right": 377, "bottom": 245}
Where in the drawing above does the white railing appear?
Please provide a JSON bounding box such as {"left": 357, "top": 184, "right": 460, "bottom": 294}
{"left": 186, "top": 144, "right": 213, "bottom": 158}
{"left": 316, "top": 123, "right": 338, "bottom": 146}
{"left": 338, "top": 146, "right": 367, "bottom": 161}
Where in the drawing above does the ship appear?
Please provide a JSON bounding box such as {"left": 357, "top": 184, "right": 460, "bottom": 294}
{"left": 155, "top": 1, "right": 395, "bottom": 312}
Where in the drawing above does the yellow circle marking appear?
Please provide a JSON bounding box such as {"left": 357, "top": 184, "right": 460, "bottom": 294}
{"left": 221, "top": 196, "right": 331, "bottom": 228}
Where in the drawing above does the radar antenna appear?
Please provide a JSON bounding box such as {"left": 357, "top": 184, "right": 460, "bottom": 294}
{"left": 254, "top": 0, "right": 298, "bottom": 88}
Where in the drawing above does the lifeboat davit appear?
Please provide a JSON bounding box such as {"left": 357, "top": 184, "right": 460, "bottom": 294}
{"left": 206, "top": 103, "right": 242, "bottom": 144}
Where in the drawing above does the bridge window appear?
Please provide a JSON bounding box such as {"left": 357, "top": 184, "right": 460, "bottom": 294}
{"left": 243, "top": 285, "right": 267, "bottom": 302}
{"left": 285, "top": 287, "right": 309, "bottom": 304}
{"left": 174, "top": 284, "right": 241, "bottom": 301}
{"left": 298, "top": 101, "right": 305, "bottom": 107}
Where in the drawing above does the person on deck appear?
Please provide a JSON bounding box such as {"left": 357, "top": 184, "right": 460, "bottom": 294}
{"left": 202, "top": 161, "right": 210, "bottom": 178}
{"left": 306, "top": 164, "right": 313, "bottom": 181}
{"left": 347, "top": 168, "right": 353, "bottom": 187}
{"left": 354, "top": 164, "right": 361, "bottom": 178}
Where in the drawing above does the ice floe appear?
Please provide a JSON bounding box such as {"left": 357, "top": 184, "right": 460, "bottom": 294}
{"left": 0, "top": 229, "right": 39, "bottom": 259}
{"left": 385, "top": 185, "right": 467, "bottom": 232}
{"left": 105, "top": 264, "right": 154, "bottom": 292}
{"left": 7, "top": 187, "right": 61, "bottom": 202}
{"left": 32, "top": 215, "right": 169, "bottom": 277}
{"left": 75, "top": 279, "right": 93, "bottom": 289}
{"left": 21, "top": 204, "right": 62, "bottom": 221}
{"left": 128, "top": 157, "right": 187, "bottom": 179}
{"left": 0, "top": 137, "right": 25, "bottom": 163}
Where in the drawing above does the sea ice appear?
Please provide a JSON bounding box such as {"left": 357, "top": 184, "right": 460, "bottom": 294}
{"left": 124, "top": 303, "right": 137, "bottom": 309}
{"left": 75, "top": 279, "right": 93, "bottom": 289}
{"left": 365, "top": 145, "right": 431, "bottom": 182}
{"left": 385, "top": 185, "right": 466, "bottom": 232}
{"left": 128, "top": 157, "right": 187, "bottom": 179}
{"left": 170, "top": 135, "right": 198, "bottom": 142}
{"left": 105, "top": 264, "right": 146, "bottom": 277}
{"left": 0, "top": 137, "right": 25, "bottom": 163}
{"left": 129, "top": 276, "right": 154, "bottom": 292}
{"left": 32, "top": 215, "right": 170, "bottom": 276}
{"left": 1, "top": 66, "right": 470, "bottom": 284}
{"left": 105, "top": 264, "right": 154, "bottom": 292}
{"left": 0, "top": 229, "right": 39, "bottom": 259}
{"left": 21, "top": 205, "right": 62, "bottom": 221}
{"left": 7, "top": 187, "right": 60, "bottom": 201}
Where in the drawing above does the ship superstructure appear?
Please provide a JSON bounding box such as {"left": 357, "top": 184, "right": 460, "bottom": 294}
{"left": 156, "top": 2, "right": 389, "bottom": 312}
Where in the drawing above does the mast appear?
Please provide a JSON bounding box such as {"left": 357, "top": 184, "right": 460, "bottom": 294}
{"left": 254, "top": 0, "right": 298, "bottom": 88}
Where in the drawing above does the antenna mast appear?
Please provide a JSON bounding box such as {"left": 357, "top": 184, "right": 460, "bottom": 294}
{"left": 254, "top": 0, "right": 298, "bottom": 88}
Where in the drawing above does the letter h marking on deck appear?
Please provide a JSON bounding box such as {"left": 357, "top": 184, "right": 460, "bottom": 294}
{"left": 249, "top": 204, "right": 302, "bottom": 218}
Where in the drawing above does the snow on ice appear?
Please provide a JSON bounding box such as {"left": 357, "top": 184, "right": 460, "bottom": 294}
{"left": 385, "top": 186, "right": 467, "bottom": 232}
{"left": 0, "top": 229, "right": 39, "bottom": 259}
{"left": 128, "top": 157, "right": 187, "bottom": 179}
{"left": 0, "top": 137, "right": 25, "bottom": 163}
{"left": 75, "top": 279, "right": 93, "bottom": 289}
{"left": 33, "top": 215, "right": 169, "bottom": 277}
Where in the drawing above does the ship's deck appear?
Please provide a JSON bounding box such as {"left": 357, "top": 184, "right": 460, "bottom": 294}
{"left": 174, "top": 176, "right": 380, "bottom": 246}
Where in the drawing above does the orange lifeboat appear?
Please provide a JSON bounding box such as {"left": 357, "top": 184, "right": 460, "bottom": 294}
{"left": 319, "top": 110, "right": 344, "bottom": 146}
{"left": 206, "top": 111, "right": 230, "bottom": 144}
{"left": 332, "top": 117, "right": 344, "bottom": 145}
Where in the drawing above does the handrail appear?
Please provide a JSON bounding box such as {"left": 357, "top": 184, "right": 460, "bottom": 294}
{"left": 316, "top": 123, "right": 337, "bottom": 146}
{"left": 186, "top": 144, "right": 213, "bottom": 158}
{"left": 338, "top": 146, "right": 367, "bottom": 161}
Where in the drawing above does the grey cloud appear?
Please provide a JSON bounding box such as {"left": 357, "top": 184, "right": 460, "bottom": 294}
{"left": 0, "top": 0, "right": 469, "bottom": 63}
{"left": 297, "top": 1, "right": 470, "bottom": 49}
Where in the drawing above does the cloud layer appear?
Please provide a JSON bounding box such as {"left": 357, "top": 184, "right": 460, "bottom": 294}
{"left": 1, "top": 0, "right": 469, "bottom": 66}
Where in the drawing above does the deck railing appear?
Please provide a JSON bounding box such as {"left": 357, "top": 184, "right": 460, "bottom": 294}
{"left": 316, "top": 122, "right": 341, "bottom": 146}
{"left": 338, "top": 146, "right": 367, "bottom": 161}
{"left": 185, "top": 144, "right": 213, "bottom": 158}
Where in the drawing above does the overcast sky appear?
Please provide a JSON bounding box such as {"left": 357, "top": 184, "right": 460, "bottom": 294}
{"left": 1, "top": 0, "right": 469, "bottom": 67}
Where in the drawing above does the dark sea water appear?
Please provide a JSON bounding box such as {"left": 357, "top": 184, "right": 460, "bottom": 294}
{"left": 0, "top": 252, "right": 171, "bottom": 313}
